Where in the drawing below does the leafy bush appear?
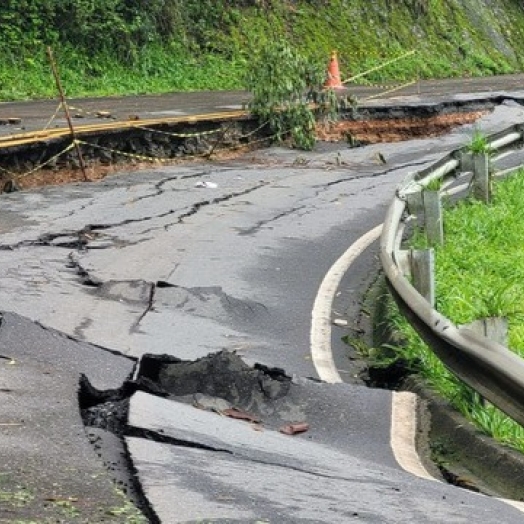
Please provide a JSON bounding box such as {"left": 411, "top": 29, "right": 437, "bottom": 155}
{"left": 244, "top": 39, "right": 339, "bottom": 150}
{"left": 0, "top": 0, "right": 175, "bottom": 60}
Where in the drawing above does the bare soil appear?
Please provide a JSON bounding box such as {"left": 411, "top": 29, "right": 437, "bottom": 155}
{"left": 316, "top": 111, "right": 487, "bottom": 143}
{"left": 13, "top": 144, "right": 259, "bottom": 191}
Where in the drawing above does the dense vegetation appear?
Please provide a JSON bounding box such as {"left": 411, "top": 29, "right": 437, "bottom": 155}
{"left": 2, "top": 0, "right": 524, "bottom": 100}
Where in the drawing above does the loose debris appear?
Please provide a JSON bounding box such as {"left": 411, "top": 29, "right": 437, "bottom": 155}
{"left": 222, "top": 407, "right": 261, "bottom": 424}
{"left": 96, "top": 111, "right": 113, "bottom": 119}
{"left": 279, "top": 422, "right": 310, "bottom": 436}
{"left": 195, "top": 180, "right": 218, "bottom": 189}
{"left": 0, "top": 117, "right": 22, "bottom": 125}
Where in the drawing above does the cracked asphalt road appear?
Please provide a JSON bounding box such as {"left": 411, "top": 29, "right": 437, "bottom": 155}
{"left": 0, "top": 143, "right": 436, "bottom": 371}
{"left": 3, "top": 94, "right": 524, "bottom": 522}
{"left": 2, "top": 101, "right": 523, "bottom": 371}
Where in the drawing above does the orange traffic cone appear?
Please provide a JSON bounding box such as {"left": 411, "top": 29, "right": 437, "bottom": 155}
{"left": 324, "top": 51, "right": 345, "bottom": 90}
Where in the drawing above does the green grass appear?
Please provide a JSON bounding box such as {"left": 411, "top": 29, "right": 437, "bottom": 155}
{"left": 378, "top": 168, "right": 524, "bottom": 452}
{"left": 424, "top": 177, "right": 444, "bottom": 191}
{"left": 466, "top": 128, "right": 493, "bottom": 155}
{"left": 0, "top": 44, "right": 245, "bottom": 101}
{"left": 0, "top": 488, "right": 34, "bottom": 507}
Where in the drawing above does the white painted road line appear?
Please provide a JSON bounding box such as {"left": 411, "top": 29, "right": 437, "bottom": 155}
{"left": 310, "top": 224, "right": 383, "bottom": 384}
{"left": 391, "top": 391, "right": 435, "bottom": 480}
{"left": 309, "top": 223, "right": 434, "bottom": 479}
{"left": 310, "top": 223, "right": 524, "bottom": 513}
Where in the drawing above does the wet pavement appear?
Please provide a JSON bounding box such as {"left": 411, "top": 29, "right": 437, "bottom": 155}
{"left": 0, "top": 312, "right": 143, "bottom": 522}
{"left": 1, "top": 73, "right": 524, "bottom": 136}
{"left": 3, "top": 86, "right": 524, "bottom": 522}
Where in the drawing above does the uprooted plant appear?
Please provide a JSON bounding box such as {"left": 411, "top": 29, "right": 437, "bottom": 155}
{"left": 244, "top": 39, "right": 342, "bottom": 150}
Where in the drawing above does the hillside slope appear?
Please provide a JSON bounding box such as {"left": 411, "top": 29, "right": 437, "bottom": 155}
{"left": 0, "top": 0, "right": 523, "bottom": 99}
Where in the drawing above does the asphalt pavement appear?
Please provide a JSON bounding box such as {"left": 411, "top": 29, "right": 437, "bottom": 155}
{"left": 3, "top": 81, "right": 524, "bottom": 522}
{"left": 1, "top": 73, "right": 524, "bottom": 135}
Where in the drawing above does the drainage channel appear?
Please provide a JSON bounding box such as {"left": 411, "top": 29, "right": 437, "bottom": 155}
{"left": 357, "top": 268, "right": 524, "bottom": 500}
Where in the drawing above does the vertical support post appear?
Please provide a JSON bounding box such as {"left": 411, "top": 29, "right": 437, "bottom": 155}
{"left": 405, "top": 190, "right": 424, "bottom": 227}
{"left": 411, "top": 248, "right": 435, "bottom": 307}
{"left": 423, "top": 190, "right": 443, "bottom": 245}
{"left": 485, "top": 317, "right": 508, "bottom": 346}
{"left": 472, "top": 153, "right": 490, "bottom": 203}
{"left": 462, "top": 317, "right": 508, "bottom": 346}
{"left": 459, "top": 151, "right": 473, "bottom": 173}
{"left": 394, "top": 250, "right": 412, "bottom": 278}
{"left": 206, "top": 121, "right": 233, "bottom": 159}
{"left": 47, "top": 46, "right": 88, "bottom": 182}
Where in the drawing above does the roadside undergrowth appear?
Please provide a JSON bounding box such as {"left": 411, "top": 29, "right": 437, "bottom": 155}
{"left": 370, "top": 168, "right": 524, "bottom": 454}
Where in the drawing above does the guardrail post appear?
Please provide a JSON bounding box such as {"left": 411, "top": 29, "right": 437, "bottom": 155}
{"left": 394, "top": 250, "right": 412, "bottom": 277}
{"left": 423, "top": 190, "right": 443, "bottom": 245}
{"left": 459, "top": 151, "right": 473, "bottom": 173}
{"left": 405, "top": 191, "right": 424, "bottom": 227}
{"left": 472, "top": 153, "right": 491, "bottom": 203}
{"left": 463, "top": 317, "right": 508, "bottom": 346}
{"left": 410, "top": 248, "right": 435, "bottom": 307}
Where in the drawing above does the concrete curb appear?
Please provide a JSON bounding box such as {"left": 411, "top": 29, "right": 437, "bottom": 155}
{"left": 370, "top": 275, "right": 524, "bottom": 501}
{"left": 405, "top": 375, "right": 524, "bottom": 501}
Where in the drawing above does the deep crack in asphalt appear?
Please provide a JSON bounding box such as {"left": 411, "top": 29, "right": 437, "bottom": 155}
{"left": 79, "top": 351, "right": 296, "bottom": 523}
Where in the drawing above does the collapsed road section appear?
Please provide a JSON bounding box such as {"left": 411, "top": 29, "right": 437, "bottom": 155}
{"left": 79, "top": 348, "right": 524, "bottom": 524}
{"left": 0, "top": 94, "right": 511, "bottom": 192}
{"left": 0, "top": 311, "right": 149, "bottom": 523}
{"left": 2, "top": 302, "right": 524, "bottom": 522}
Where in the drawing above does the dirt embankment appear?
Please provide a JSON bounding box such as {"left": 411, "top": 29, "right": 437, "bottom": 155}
{"left": 316, "top": 111, "right": 487, "bottom": 143}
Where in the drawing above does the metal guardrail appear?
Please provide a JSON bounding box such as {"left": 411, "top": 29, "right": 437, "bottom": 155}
{"left": 379, "top": 124, "right": 524, "bottom": 427}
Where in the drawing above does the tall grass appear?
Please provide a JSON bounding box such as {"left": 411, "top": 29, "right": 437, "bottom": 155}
{"left": 381, "top": 169, "right": 524, "bottom": 451}
{"left": 0, "top": 44, "right": 245, "bottom": 101}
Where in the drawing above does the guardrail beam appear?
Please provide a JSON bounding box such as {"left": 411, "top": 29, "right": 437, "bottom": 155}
{"left": 380, "top": 125, "right": 524, "bottom": 429}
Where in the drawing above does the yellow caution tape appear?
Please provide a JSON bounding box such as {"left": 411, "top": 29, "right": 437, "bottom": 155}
{"left": 76, "top": 139, "right": 169, "bottom": 164}
{"left": 0, "top": 119, "right": 277, "bottom": 181}
{"left": 136, "top": 125, "right": 223, "bottom": 139}
{"left": 43, "top": 102, "right": 64, "bottom": 131}
{"left": 342, "top": 50, "right": 417, "bottom": 85}
{"left": 76, "top": 127, "right": 276, "bottom": 164}
{"left": 0, "top": 110, "right": 251, "bottom": 150}
{"left": 361, "top": 80, "right": 417, "bottom": 102}
{"left": 16, "top": 142, "right": 77, "bottom": 178}
{"left": 0, "top": 142, "right": 77, "bottom": 179}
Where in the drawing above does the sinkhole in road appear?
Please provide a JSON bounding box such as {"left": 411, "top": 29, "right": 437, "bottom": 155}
{"left": 79, "top": 351, "right": 297, "bottom": 522}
